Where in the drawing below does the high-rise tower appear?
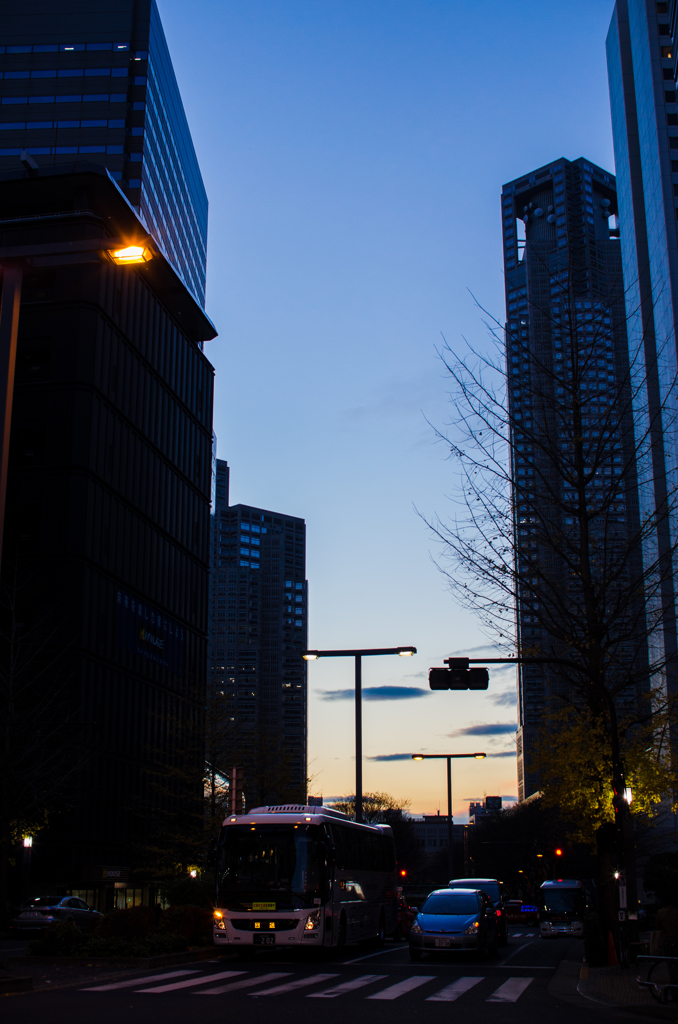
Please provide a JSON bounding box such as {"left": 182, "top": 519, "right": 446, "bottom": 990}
{"left": 0, "top": 0, "right": 207, "bottom": 304}
{"left": 501, "top": 158, "right": 643, "bottom": 799}
{"left": 209, "top": 460, "right": 308, "bottom": 805}
{"left": 606, "top": 0, "right": 678, "bottom": 700}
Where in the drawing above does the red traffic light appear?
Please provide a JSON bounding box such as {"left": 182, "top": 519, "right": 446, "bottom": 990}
{"left": 400, "top": 869, "right": 407, "bottom": 877}
{"left": 555, "top": 848, "right": 563, "bottom": 857}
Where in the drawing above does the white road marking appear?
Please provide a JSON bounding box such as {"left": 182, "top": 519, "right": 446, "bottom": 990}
{"left": 82, "top": 970, "right": 200, "bottom": 991}
{"left": 366, "top": 975, "right": 437, "bottom": 1000}
{"left": 308, "top": 974, "right": 387, "bottom": 998}
{"left": 487, "top": 977, "right": 534, "bottom": 1002}
{"left": 137, "top": 970, "right": 245, "bottom": 993}
{"left": 426, "top": 977, "right": 484, "bottom": 1002}
{"left": 250, "top": 973, "right": 339, "bottom": 996}
{"left": 196, "top": 972, "right": 291, "bottom": 995}
{"left": 344, "top": 947, "right": 408, "bottom": 964}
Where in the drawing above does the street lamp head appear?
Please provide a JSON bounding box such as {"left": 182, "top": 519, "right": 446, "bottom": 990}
{"left": 302, "top": 651, "right": 319, "bottom": 661}
{"left": 474, "top": 753, "right": 486, "bottom": 760}
{"left": 23, "top": 835, "right": 33, "bottom": 848}
{"left": 412, "top": 755, "right": 425, "bottom": 761}
{"left": 107, "top": 244, "right": 152, "bottom": 265}
{"left": 397, "top": 647, "right": 417, "bottom": 657}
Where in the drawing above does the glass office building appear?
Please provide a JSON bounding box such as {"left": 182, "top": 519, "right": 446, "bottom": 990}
{"left": 209, "top": 460, "right": 308, "bottom": 804}
{"left": 0, "top": 0, "right": 207, "bottom": 304}
{"left": 606, "top": 0, "right": 678, "bottom": 694}
{"left": 502, "top": 158, "right": 643, "bottom": 799}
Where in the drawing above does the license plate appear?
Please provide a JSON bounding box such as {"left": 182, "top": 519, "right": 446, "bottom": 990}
{"left": 252, "top": 902, "right": 276, "bottom": 911}
{"left": 253, "top": 935, "right": 275, "bottom": 945}
{"left": 435, "top": 938, "right": 451, "bottom": 948}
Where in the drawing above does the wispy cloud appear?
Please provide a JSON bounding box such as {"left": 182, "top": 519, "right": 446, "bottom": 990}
{"left": 320, "top": 686, "right": 431, "bottom": 702}
{"left": 490, "top": 688, "right": 517, "bottom": 707}
{"left": 367, "top": 753, "right": 413, "bottom": 762}
{"left": 485, "top": 751, "right": 516, "bottom": 759}
{"left": 448, "top": 723, "right": 516, "bottom": 738}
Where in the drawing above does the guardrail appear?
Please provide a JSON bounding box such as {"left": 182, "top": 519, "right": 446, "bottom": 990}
{"left": 636, "top": 955, "right": 678, "bottom": 1003}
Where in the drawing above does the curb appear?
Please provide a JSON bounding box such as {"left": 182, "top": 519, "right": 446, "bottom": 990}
{"left": 9, "top": 946, "right": 227, "bottom": 970}
{"left": 0, "top": 977, "right": 32, "bottom": 994}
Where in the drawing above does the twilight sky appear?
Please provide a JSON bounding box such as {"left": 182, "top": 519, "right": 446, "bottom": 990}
{"left": 158, "top": 0, "right": 617, "bottom": 820}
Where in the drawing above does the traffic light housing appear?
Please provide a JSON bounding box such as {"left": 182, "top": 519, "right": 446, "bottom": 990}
{"left": 429, "top": 658, "right": 489, "bottom": 691}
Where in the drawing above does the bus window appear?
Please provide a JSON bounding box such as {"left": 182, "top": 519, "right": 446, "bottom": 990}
{"left": 216, "top": 824, "right": 324, "bottom": 898}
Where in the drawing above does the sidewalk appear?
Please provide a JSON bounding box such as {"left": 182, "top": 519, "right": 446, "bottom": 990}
{"left": 550, "top": 959, "right": 678, "bottom": 1020}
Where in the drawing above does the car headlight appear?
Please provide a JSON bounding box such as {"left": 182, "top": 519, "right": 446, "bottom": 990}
{"left": 305, "top": 910, "right": 322, "bottom": 931}
{"left": 410, "top": 918, "right": 423, "bottom": 934}
{"left": 464, "top": 920, "right": 480, "bottom": 935}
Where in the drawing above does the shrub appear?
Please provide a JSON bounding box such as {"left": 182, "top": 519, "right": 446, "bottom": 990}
{"left": 158, "top": 904, "right": 213, "bottom": 944}
{"left": 97, "top": 905, "right": 156, "bottom": 940}
{"left": 162, "top": 876, "right": 214, "bottom": 909}
{"left": 28, "top": 922, "right": 87, "bottom": 956}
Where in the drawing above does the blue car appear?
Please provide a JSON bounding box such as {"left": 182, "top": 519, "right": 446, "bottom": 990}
{"left": 408, "top": 887, "right": 499, "bottom": 960}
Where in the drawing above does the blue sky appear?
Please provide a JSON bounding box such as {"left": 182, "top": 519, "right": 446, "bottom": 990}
{"left": 158, "top": 0, "right": 617, "bottom": 819}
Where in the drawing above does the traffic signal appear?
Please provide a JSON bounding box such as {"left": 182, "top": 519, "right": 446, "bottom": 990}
{"left": 429, "top": 658, "right": 489, "bottom": 691}
{"left": 554, "top": 848, "right": 563, "bottom": 858}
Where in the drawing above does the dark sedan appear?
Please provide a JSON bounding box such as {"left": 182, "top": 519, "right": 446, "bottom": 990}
{"left": 449, "top": 876, "right": 508, "bottom": 945}
{"left": 408, "top": 887, "right": 499, "bottom": 959}
{"left": 10, "top": 896, "right": 102, "bottom": 934}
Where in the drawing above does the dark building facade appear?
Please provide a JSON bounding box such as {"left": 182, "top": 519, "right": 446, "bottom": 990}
{"left": 501, "top": 158, "right": 644, "bottom": 799}
{"left": 209, "top": 460, "right": 308, "bottom": 805}
{"left": 606, "top": 0, "right": 678, "bottom": 704}
{"left": 0, "top": 165, "right": 215, "bottom": 906}
{"left": 0, "top": 0, "right": 207, "bottom": 305}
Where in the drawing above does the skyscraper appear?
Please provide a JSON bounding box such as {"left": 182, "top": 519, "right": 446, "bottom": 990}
{"left": 606, "top": 0, "right": 678, "bottom": 697}
{"left": 501, "top": 158, "right": 643, "bottom": 799}
{"left": 0, "top": 164, "right": 215, "bottom": 906}
{"left": 0, "top": 0, "right": 207, "bottom": 304}
{"left": 209, "top": 460, "right": 308, "bottom": 805}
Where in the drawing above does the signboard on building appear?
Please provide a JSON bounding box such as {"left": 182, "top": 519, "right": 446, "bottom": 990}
{"left": 116, "top": 587, "right": 185, "bottom": 673}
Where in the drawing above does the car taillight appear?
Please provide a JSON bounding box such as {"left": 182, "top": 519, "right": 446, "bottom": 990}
{"left": 496, "top": 909, "right": 502, "bottom": 916}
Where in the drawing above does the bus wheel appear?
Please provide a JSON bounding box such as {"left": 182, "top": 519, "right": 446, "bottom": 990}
{"left": 376, "top": 911, "right": 385, "bottom": 947}
{"left": 337, "top": 913, "right": 347, "bottom": 949}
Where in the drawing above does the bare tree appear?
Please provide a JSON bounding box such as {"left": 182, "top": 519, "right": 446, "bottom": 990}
{"left": 425, "top": 255, "right": 678, "bottom": 931}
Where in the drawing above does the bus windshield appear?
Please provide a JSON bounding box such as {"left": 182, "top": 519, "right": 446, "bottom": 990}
{"left": 539, "top": 888, "right": 586, "bottom": 916}
{"left": 216, "top": 824, "right": 324, "bottom": 898}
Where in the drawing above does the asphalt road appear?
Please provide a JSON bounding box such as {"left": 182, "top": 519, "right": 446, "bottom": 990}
{"left": 0, "top": 927, "right": 632, "bottom": 1023}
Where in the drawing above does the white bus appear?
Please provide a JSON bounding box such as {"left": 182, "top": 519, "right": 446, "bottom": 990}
{"left": 213, "top": 804, "right": 398, "bottom": 951}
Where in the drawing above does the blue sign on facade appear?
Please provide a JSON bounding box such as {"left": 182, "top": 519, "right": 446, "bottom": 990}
{"left": 116, "top": 587, "right": 184, "bottom": 674}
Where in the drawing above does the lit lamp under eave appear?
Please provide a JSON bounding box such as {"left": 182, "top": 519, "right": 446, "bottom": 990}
{"left": 107, "top": 245, "right": 152, "bottom": 265}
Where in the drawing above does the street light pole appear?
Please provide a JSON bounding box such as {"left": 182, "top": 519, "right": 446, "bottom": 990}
{"left": 446, "top": 756, "right": 453, "bottom": 879}
{"left": 411, "top": 752, "right": 486, "bottom": 879}
{"left": 303, "top": 646, "right": 417, "bottom": 824}
{"left": 355, "top": 654, "right": 362, "bottom": 825}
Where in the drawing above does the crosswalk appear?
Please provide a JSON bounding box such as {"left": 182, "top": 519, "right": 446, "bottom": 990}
{"left": 81, "top": 969, "right": 535, "bottom": 1004}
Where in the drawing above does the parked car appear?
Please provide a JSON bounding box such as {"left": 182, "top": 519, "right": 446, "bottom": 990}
{"left": 408, "top": 887, "right": 499, "bottom": 960}
{"left": 10, "top": 896, "right": 102, "bottom": 934}
{"left": 448, "top": 877, "right": 508, "bottom": 945}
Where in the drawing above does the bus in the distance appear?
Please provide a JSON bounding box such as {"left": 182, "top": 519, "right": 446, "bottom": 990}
{"left": 213, "top": 804, "right": 398, "bottom": 952}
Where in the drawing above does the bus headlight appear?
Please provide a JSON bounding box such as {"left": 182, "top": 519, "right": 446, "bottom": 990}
{"left": 214, "top": 911, "right": 226, "bottom": 930}
{"left": 305, "top": 910, "right": 322, "bottom": 931}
